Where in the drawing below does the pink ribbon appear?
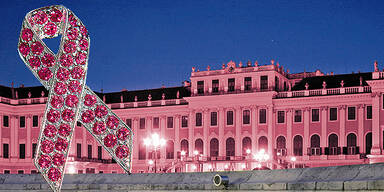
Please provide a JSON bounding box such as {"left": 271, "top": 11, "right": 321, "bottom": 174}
{"left": 17, "top": 5, "right": 133, "bottom": 192}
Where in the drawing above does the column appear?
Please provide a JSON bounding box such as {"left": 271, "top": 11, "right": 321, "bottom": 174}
{"left": 371, "top": 92, "right": 381, "bottom": 154}
{"left": 146, "top": 116, "right": 152, "bottom": 159}
{"left": 218, "top": 108, "right": 225, "bottom": 156}
{"left": 160, "top": 116, "right": 166, "bottom": 159}
{"left": 235, "top": 107, "right": 242, "bottom": 156}
{"left": 26, "top": 115, "right": 32, "bottom": 158}
{"left": 321, "top": 107, "right": 328, "bottom": 150}
{"left": 175, "top": 115, "right": 180, "bottom": 154}
{"left": 133, "top": 117, "right": 139, "bottom": 160}
{"left": 286, "top": 109, "right": 293, "bottom": 155}
{"left": 188, "top": 110, "right": 195, "bottom": 157}
{"left": 203, "top": 109, "right": 209, "bottom": 156}
{"left": 339, "top": 105, "right": 346, "bottom": 148}
{"left": 251, "top": 106, "right": 258, "bottom": 154}
{"left": 358, "top": 104, "right": 364, "bottom": 152}
{"left": 303, "top": 108, "right": 310, "bottom": 156}
{"left": 267, "top": 106, "right": 274, "bottom": 153}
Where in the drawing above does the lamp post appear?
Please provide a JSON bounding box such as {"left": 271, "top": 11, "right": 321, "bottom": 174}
{"left": 144, "top": 133, "right": 166, "bottom": 173}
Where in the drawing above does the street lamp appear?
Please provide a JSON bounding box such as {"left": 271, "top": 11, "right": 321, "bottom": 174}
{"left": 144, "top": 133, "right": 166, "bottom": 173}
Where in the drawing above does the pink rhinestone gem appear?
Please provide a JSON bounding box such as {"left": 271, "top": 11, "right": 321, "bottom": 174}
{"left": 56, "top": 67, "right": 70, "bottom": 82}
{"left": 71, "top": 66, "right": 84, "bottom": 79}
{"left": 43, "top": 124, "right": 57, "bottom": 138}
{"left": 50, "top": 95, "right": 64, "bottom": 109}
{"left": 47, "top": 109, "right": 60, "bottom": 123}
{"left": 115, "top": 145, "right": 129, "bottom": 159}
{"left": 41, "top": 140, "right": 54, "bottom": 154}
{"left": 54, "top": 82, "right": 67, "bottom": 95}
{"left": 69, "top": 14, "right": 78, "bottom": 26}
{"left": 59, "top": 54, "right": 74, "bottom": 67}
{"left": 95, "top": 105, "right": 108, "bottom": 118}
{"left": 79, "top": 39, "right": 88, "bottom": 50}
{"left": 48, "top": 167, "right": 61, "bottom": 182}
{"left": 33, "top": 11, "right": 48, "bottom": 25}
{"left": 106, "top": 116, "right": 119, "bottom": 129}
{"left": 65, "top": 95, "right": 79, "bottom": 108}
{"left": 62, "top": 109, "right": 75, "bottom": 122}
{"left": 58, "top": 124, "right": 71, "bottom": 137}
{"left": 80, "top": 25, "right": 88, "bottom": 37}
{"left": 75, "top": 52, "right": 87, "bottom": 65}
{"left": 28, "top": 56, "right": 41, "bottom": 68}
{"left": 41, "top": 53, "right": 55, "bottom": 67}
{"left": 92, "top": 121, "right": 106, "bottom": 135}
{"left": 68, "top": 80, "right": 81, "bottom": 93}
{"left": 44, "top": 22, "right": 57, "bottom": 37}
{"left": 18, "top": 42, "right": 30, "bottom": 57}
{"left": 104, "top": 134, "right": 117, "bottom": 148}
{"left": 67, "top": 27, "right": 79, "bottom": 40}
{"left": 49, "top": 8, "right": 63, "bottom": 22}
{"left": 21, "top": 28, "right": 33, "bottom": 42}
{"left": 38, "top": 155, "right": 51, "bottom": 169}
{"left": 52, "top": 153, "right": 65, "bottom": 166}
{"left": 38, "top": 67, "right": 53, "bottom": 81}
{"left": 81, "top": 110, "right": 95, "bottom": 123}
{"left": 84, "top": 94, "right": 97, "bottom": 107}
{"left": 31, "top": 41, "right": 44, "bottom": 55}
{"left": 117, "top": 127, "right": 130, "bottom": 141}
{"left": 55, "top": 137, "right": 68, "bottom": 152}
{"left": 64, "top": 41, "right": 77, "bottom": 53}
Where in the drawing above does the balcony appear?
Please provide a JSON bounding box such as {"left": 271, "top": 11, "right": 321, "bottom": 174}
{"left": 276, "top": 86, "right": 371, "bottom": 99}
{"left": 191, "top": 87, "right": 276, "bottom": 97}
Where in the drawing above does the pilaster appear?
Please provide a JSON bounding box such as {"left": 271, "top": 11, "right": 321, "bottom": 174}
{"left": 371, "top": 92, "right": 381, "bottom": 154}
{"left": 218, "top": 108, "right": 225, "bottom": 156}
{"left": 251, "top": 106, "right": 258, "bottom": 154}
{"left": 286, "top": 108, "right": 293, "bottom": 155}
{"left": 339, "top": 105, "right": 346, "bottom": 148}
{"left": 235, "top": 106, "right": 242, "bottom": 156}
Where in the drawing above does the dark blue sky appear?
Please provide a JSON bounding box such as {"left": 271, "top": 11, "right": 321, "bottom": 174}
{"left": 1, "top": 0, "right": 384, "bottom": 92}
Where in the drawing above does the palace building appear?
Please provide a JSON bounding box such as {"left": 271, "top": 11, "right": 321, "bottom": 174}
{"left": 1, "top": 59, "right": 384, "bottom": 174}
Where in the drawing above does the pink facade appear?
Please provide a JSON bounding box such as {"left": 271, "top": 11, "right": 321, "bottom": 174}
{"left": 1, "top": 60, "right": 384, "bottom": 174}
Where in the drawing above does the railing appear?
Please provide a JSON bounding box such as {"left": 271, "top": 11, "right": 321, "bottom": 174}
{"left": 276, "top": 86, "right": 371, "bottom": 98}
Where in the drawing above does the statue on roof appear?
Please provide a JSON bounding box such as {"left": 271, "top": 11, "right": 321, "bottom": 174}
{"left": 374, "top": 60, "right": 379, "bottom": 72}
{"left": 322, "top": 81, "right": 327, "bottom": 89}
{"left": 162, "top": 93, "right": 165, "bottom": 100}
{"left": 255, "top": 60, "right": 258, "bottom": 67}
{"left": 305, "top": 83, "right": 309, "bottom": 90}
{"left": 360, "top": 76, "right": 363, "bottom": 86}
{"left": 148, "top": 94, "right": 152, "bottom": 101}
{"left": 41, "top": 91, "right": 45, "bottom": 97}
{"left": 340, "top": 80, "right": 344, "bottom": 88}
{"left": 134, "top": 96, "right": 138, "bottom": 102}
{"left": 176, "top": 91, "right": 180, "bottom": 99}
{"left": 192, "top": 67, "right": 195, "bottom": 72}
{"left": 28, "top": 92, "right": 31, "bottom": 98}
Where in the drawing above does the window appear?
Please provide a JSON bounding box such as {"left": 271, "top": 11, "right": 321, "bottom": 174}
{"left": 77, "top": 143, "right": 81, "bottom": 158}
{"left": 20, "top": 116, "right": 25, "bottom": 128}
{"left": 32, "top": 115, "right": 38, "bottom": 127}
{"left": 32, "top": 143, "right": 37, "bottom": 158}
{"left": 260, "top": 76, "right": 268, "bottom": 90}
{"left": 126, "top": 119, "right": 132, "bottom": 127}
{"left": 98, "top": 146, "right": 102, "bottom": 160}
{"left": 244, "top": 77, "right": 252, "bottom": 91}
{"left": 277, "top": 111, "right": 285, "bottom": 123}
{"left": 312, "top": 109, "right": 320, "bottom": 122}
{"left": 167, "top": 117, "right": 173, "bottom": 128}
{"left": 259, "top": 109, "right": 266, "bottom": 124}
{"left": 3, "top": 115, "right": 8, "bottom": 127}
{"left": 293, "top": 135, "right": 303, "bottom": 156}
{"left": 243, "top": 110, "right": 250, "bottom": 124}
{"left": 367, "top": 106, "right": 372, "bottom": 119}
{"left": 226, "top": 138, "right": 235, "bottom": 156}
{"left": 77, "top": 121, "right": 81, "bottom": 126}
{"left": 87, "top": 145, "right": 92, "bottom": 159}
{"left": 330, "top": 108, "right": 337, "bottom": 121}
{"left": 31, "top": 170, "right": 38, "bottom": 174}
{"left": 138, "top": 143, "right": 146, "bottom": 160}
{"left": 181, "top": 139, "right": 189, "bottom": 155}
{"left": 197, "top": 81, "right": 204, "bottom": 94}
{"left": 181, "top": 116, "right": 188, "bottom": 127}
{"left": 139, "top": 118, "right": 145, "bottom": 129}
{"left": 3, "top": 144, "right": 9, "bottom": 158}
{"left": 19, "top": 144, "right": 25, "bottom": 159}
{"left": 294, "top": 110, "right": 302, "bottom": 122}
{"left": 18, "top": 170, "right": 24, "bottom": 174}
{"left": 166, "top": 140, "right": 174, "bottom": 159}
{"left": 348, "top": 107, "right": 356, "bottom": 120}
{"left": 242, "top": 137, "right": 252, "bottom": 155}
{"left": 228, "top": 78, "right": 235, "bottom": 92}
{"left": 212, "top": 79, "right": 219, "bottom": 93}
{"left": 195, "top": 113, "right": 202, "bottom": 127}
{"left": 3, "top": 170, "right": 10, "bottom": 174}
{"left": 210, "top": 138, "right": 219, "bottom": 157}
{"left": 210, "top": 112, "right": 217, "bottom": 126}
{"left": 275, "top": 76, "right": 279, "bottom": 91}
{"left": 153, "top": 117, "right": 159, "bottom": 128}
{"left": 195, "top": 139, "right": 203, "bottom": 155}
{"left": 226, "top": 111, "right": 233, "bottom": 125}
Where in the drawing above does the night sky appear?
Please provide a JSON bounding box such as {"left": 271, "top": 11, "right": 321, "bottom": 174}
{"left": 1, "top": 0, "right": 384, "bottom": 92}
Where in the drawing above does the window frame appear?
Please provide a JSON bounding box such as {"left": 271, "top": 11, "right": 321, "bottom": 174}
{"left": 243, "top": 109, "right": 250, "bottom": 125}
{"left": 212, "top": 79, "right": 219, "bottom": 93}
{"left": 329, "top": 107, "right": 338, "bottom": 121}
{"left": 277, "top": 110, "right": 285, "bottom": 124}
{"left": 195, "top": 112, "right": 202, "bottom": 127}
{"left": 32, "top": 115, "right": 38, "bottom": 127}
{"left": 197, "top": 80, "right": 204, "bottom": 94}
{"left": 228, "top": 78, "right": 235, "bottom": 92}
{"left": 347, "top": 106, "right": 356, "bottom": 121}
{"left": 19, "top": 116, "right": 25, "bottom": 128}
{"left": 181, "top": 116, "right": 188, "bottom": 128}
{"left": 366, "top": 105, "right": 372, "bottom": 120}
{"left": 226, "top": 110, "right": 234, "bottom": 126}
{"left": 210, "top": 111, "right": 217, "bottom": 126}
{"left": 259, "top": 109, "right": 267, "bottom": 124}
{"left": 167, "top": 116, "right": 174, "bottom": 128}
{"left": 294, "top": 110, "right": 302, "bottom": 123}
{"left": 3, "top": 115, "right": 9, "bottom": 127}
{"left": 311, "top": 108, "right": 320, "bottom": 122}
{"left": 139, "top": 118, "right": 146, "bottom": 129}
{"left": 244, "top": 77, "right": 252, "bottom": 91}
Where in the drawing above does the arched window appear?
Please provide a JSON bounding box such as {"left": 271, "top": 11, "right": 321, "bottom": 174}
{"left": 242, "top": 137, "right": 252, "bottom": 155}
{"left": 258, "top": 136, "right": 268, "bottom": 152}
{"left": 138, "top": 142, "right": 146, "bottom": 160}
{"left": 195, "top": 139, "right": 203, "bottom": 155}
{"left": 210, "top": 138, "right": 219, "bottom": 157}
{"left": 276, "top": 136, "right": 286, "bottom": 149}
{"left": 226, "top": 137, "right": 235, "bottom": 156}
{"left": 166, "top": 140, "right": 174, "bottom": 159}
{"left": 347, "top": 133, "right": 357, "bottom": 147}
{"left": 181, "top": 139, "right": 189, "bottom": 155}
{"left": 293, "top": 135, "right": 303, "bottom": 156}
{"left": 311, "top": 134, "right": 320, "bottom": 148}
{"left": 328, "top": 134, "right": 339, "bottom": 155}
{"left": 366, "top": 132, "right": 372, "bottom": 154}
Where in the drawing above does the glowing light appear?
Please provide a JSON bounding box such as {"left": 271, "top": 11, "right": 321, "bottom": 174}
{"left": 253, "top": 149, "right": 270, "bottom": 162}
{"left": 144, "top": 133, "right": 166, "bottom": 148}
{"left": 290, "top": 157, "right": 297, "bottom": 162}
{"left": 246, "top": 149, "right": 251, "bottom": 154}
{"left": 181, "top": 150, "right": 186, "bottom": 156}
{"left": 208, "top": 165, "right": 212, "bottom": 169}
{"left": 241, "top": 164, "right": 246, "bottom": 169}
{"left": 148, "top": 160, "right": 154, "bottom": 165}
{"left": 192, "top": 165, "right": 197, "bottom": 170}
{"left": 224, "top": 164, "right": 229, "bottom": 169}
{"left": 67, "top": 165, "right": 76, "bottom": 174}
{"left": 277, "top": 152, "right": 281, "bottom": 156}
{"left": 256, "top": 163, "right": 262, "bottom": 168}
{"left": 193, "top": 150, "right": 199, "bottom": 155}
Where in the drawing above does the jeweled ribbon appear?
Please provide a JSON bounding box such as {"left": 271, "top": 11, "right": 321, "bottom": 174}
{"left": 17, "top": 5, "right": 133, "bottom": 192}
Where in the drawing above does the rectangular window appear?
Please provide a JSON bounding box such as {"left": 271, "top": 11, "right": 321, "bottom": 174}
{"left": 3, "top": 170, "right": 10, "bottom": 174}
{"left": 195, "top": 113, "right": 202, "bottom": 127}
{"left": 3, "top": 144, "right": 9, "bottom": 158}
{"left": 294, "top": 110, "right": 302, "bottom": 122}
{"left": 197, "top": 81, "right": 204, "bottom": 94}
{"left": 312, "top": 109, "right": 320, "bottom": 122}
{"left": 77, "top": 143, "right": 81, "bottom": 158}
{"left": 153, "top": 117, "right": 159, "bottom": 128}
{"left": 31, "top": 170, "right": 38, "bottom": 174}
{"left": 98, "top": 146, "right": 102, "bottom": 160}
{"left": 275, "top": 76, "right": 279, "bottom": 91}
{"left": 139, "top": 118, "right": 145, "bottom": 129}
{"left": 19, "top": 116, "right": 25, "bottom": 128}
{"left": 181, "top": 116, "right": 188, "bottom": 127}
{"left": 211, "top": 112, "right": 217, "bottom": 126}
{"left": 3, "top": 115, "right": 9, "bottom": 127}
{"left": 259, "top": 109, "right": 267, "bottom": 124}
{"left": 167, "top": 117, "right": 173, "bottom": 128}
{"left": 87, "top": 145, "right": 92, "bottom": 159}
{"left": 243, "top": 110, "right": 250, "bottom": 124}
{"left": 212, "top": 79, "right": 219, "bottom": 93}
{"left": 19, "top": 144, "right": 25, "bottom": 159}
{"left": 32, "top": 115, "right": 38, "bottom": 127}
{"left": 228, "top": 78, "right": 235, "bottom": 92}
{"left": 126, "top": 119, "right": 132, "bottom": 127}
{"left": 260, "top": 76, "right": 268, "bottom": 90}
{"left": 348, "top": 107, "right": 356, "bottom": 120}
{"left": 367, "top": 106, "right": 372, "bottom": 119}
{"left": 227, "top": 111, "right": 234, "bottom": 125}
{"left": 330, "top": 108, "right": 338, "bottom": 121}
{"left": 277, "top": 111, "right": 285, "bottom": 123}
{"left": 18, "top": 170, "right": 24, "bottom": 174}
{"left": 244, "top": 77, "right": 252, "bottom": 91}
{"left": 32, "top": 143, "right": 37, "bottom": 158}
{"left": 77, "top": 121, "right": 81, "bottom": 126}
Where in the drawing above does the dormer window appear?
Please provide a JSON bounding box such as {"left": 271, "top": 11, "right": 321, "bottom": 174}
{"left": 228, "top": 78, "right": 235, "bottom": 92}
{"left": 197, "top": 81, "right": 204, "bottom": 94}
{"left": 212, "top": 79, "right": 219, "bottom": 93}
{"left": 244, "top": 77, "right": 252, "bottom": 91}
